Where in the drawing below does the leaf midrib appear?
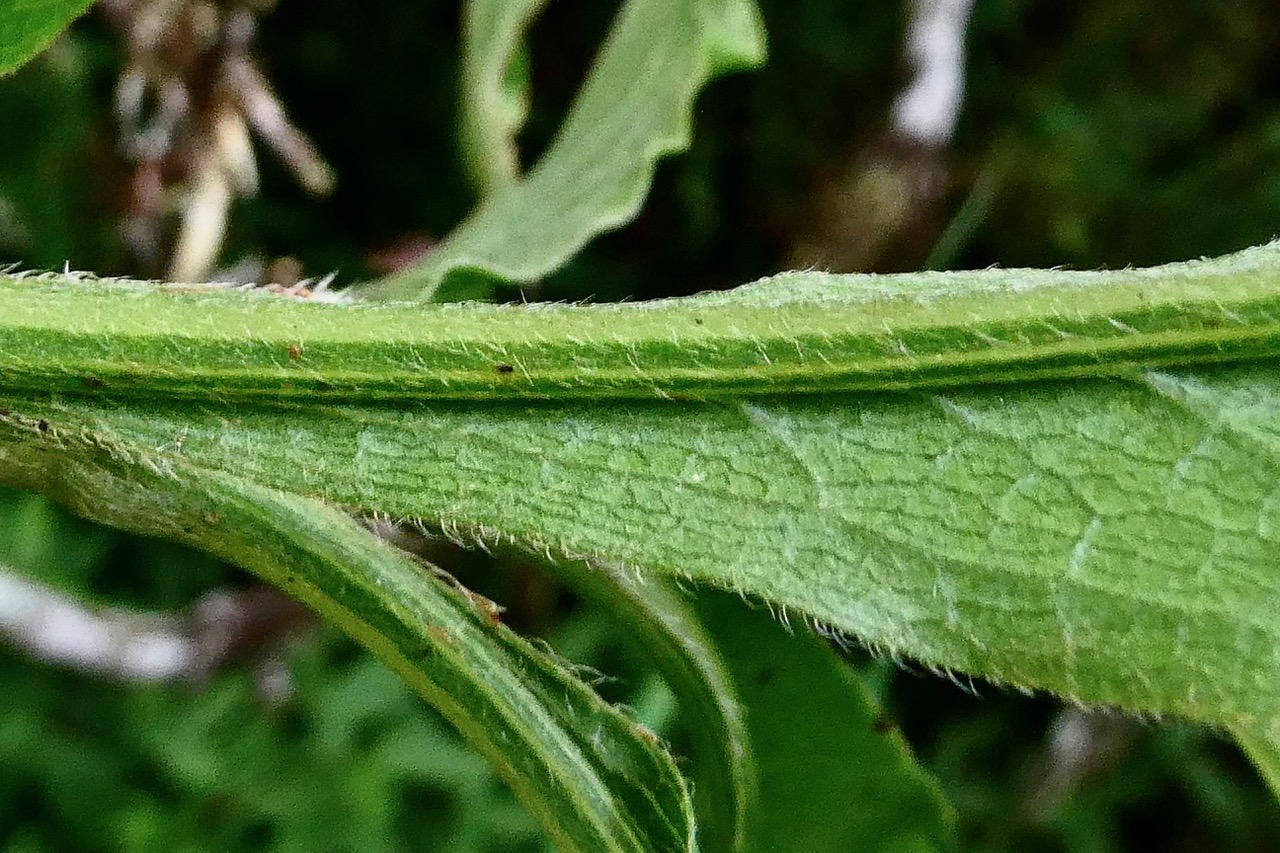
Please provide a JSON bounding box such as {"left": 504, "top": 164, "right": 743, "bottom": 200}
{"left": 6, "top": 244, "right": 1280, "bottom": 405}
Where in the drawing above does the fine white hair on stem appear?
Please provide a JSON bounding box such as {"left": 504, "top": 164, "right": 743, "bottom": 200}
{"left": 891, "top": 0, "right": 977, "bottom": 147}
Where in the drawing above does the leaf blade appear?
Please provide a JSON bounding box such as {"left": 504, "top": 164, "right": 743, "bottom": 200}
{"left": 354, "top": 0, "right": 766, "bottom": 301}
{"left": 694, "top": 590, "right": 957, "bottom": 853}
{"left": 23, "top": 364, "right": 1280, "bottom": 741}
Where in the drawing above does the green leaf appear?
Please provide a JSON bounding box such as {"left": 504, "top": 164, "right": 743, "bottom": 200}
{"left": 354, "top": 0, "right": 766, "bottom": 301}
{"left": 0, "top": 0, "right": 94, "bottom": 77}
{"left": 19, "top": 358, "right": 1280, "bottom": 755}
{"left": 551, "top": 560, "right": 755, "bottom": 851}
{"left": 0, "top": 412, "right": 697, "bottom": 853}
{"left": 459, "top": 0, "right": 547, "bottom": 195}
{"left": 694, "top": 590, "right": 957, "bottom": 853}
{"left": 9, "top": 246, "right": 1280, "bottom": 807}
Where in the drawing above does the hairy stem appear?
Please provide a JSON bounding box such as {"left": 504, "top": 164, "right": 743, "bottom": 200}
{"left": 3, "top": 243, "right": 1280, "bottom": 404}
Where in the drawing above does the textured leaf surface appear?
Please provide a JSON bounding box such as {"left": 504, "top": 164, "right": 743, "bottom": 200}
{"left": 355, "top": 0, "right": 766, "bottom": 300}
{"left": 14, "top": 362, "right": 1280, "bottom": 749}
{"left": 0, "top": 0, "right": 93, "bottom": 76}
{"left": 0, "top": 412, "right": 697, "bottom": 853}
{"left": 695, "top": 590, "right": 957, "bottom": 853}
{"left": 458, "top": 0, "right": 546, "bottom": 194}
{"left": 6, "top": 247, "right": 1280, "bottom": 803}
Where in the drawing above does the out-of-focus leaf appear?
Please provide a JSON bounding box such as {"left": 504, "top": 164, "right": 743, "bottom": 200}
{"left": 458, "top": 0, "right": 547, "bottom": 195}
{"left": 695, "top": 590, "right": 957, "bottom": 852}
{"left": 355, "top": 0, "right": 766, "bottom": 301}
{"left": 0, "top": 0, "right": 94, "bottom": 77}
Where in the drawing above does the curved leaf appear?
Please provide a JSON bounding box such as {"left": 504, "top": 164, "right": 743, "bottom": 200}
{"left": 354, "top": 0, "right": 766, "bottom": 301}
{"left": 552, "top": 560, "right": 755, "bottom": 851}
{"left": 0, "top": 0, "right": 94, "bottom": 77}
{"left": 0, "top": 410, "right": 697, "bottom": 853}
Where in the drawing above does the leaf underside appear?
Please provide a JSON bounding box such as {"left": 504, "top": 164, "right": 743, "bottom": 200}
{"left": 6, "top": 358, "right": 1280, "bottom": 749}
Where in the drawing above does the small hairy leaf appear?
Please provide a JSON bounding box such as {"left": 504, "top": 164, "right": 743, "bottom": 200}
{"left": 552, "top": 560, "right": 755, "bottom": 851}
{"left": 0, "top": 0, "right": 94, "bottom": 76}
{"left": 355, "top": 0, "right": 766, "bottom": 301}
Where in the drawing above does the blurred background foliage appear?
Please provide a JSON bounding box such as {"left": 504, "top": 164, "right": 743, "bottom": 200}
{"left": 2, "top": 0, "right": 1280, "bottom": 850}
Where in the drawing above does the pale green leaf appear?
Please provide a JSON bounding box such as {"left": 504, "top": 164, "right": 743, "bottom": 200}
{"left": 459, "top": 0, "right": 547, "bottom": 194}
{"left": 694, "top": 590, "right": 957, "bottom": 853}
{"left": 0, "top": 412, "right": 698, "bottom": 853}
{"left": 17, "top": 361, "right": 1280, "bottom": 757}
{"left": 0, "top": 0, "right": 93, "bottom": 77}
{"left": 354, "top": 0, "right": 766, "bottom": 301}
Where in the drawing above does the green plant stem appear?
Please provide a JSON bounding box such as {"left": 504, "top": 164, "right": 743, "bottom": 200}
{"left": 4, "top": 243, "right": 1280, "bottom": 404}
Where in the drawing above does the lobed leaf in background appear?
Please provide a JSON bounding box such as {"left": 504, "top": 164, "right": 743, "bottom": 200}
{"left": 354, "top": 0, "right": 766, "bottom": 301}
{"left": 0, "top": 0, "right": 94, "bottom": 76}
